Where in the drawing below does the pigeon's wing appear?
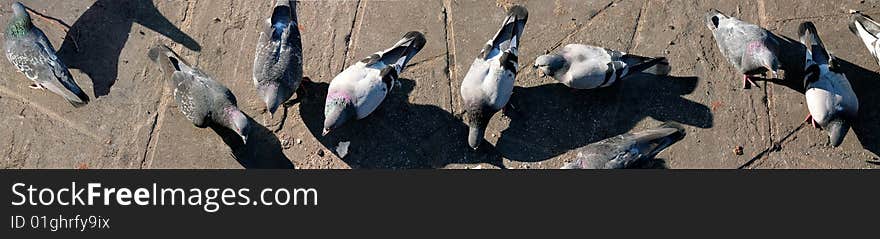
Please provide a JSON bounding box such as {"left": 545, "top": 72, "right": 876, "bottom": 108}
{"left": 351, "top": 65, "right": 391, "bottom": 119}
{"left": 460, "top": 59, "right": 491, "bottom": 107}
{"left": 359, "top": 31, "right": 426, "bottom": 74}
{"left": 29, "top": 29, "right": 89, "bottom": 106}
{"left": 568, "top": 123, "right": 685, "bottom": 169}
{"left": 253, "top": 0, "right": 301, "bottom": 87}
{"left": 560, "top": 45, "right": 614, "bottom": 89}
{"left": 172, "top": 71, "right": 211, "bottom": 128}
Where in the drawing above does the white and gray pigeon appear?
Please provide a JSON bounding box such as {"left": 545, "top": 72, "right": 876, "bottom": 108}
{"left": 461, "top": 5, "right": 528, "bottom": 150}
{"left": 149, "top": 45, "right": 251, "bottom": 143}
{"left": 322, "top": 31, "right": 426, "bottom": 136}
{"left": 4, "top": 2, "right": 89, "bottom": 107}
{"left": 253, "top": 0, "right": 303, "bottom": 115}
{"left": 534, "top": 44, "right": 671, "bottom": 89}
{"left": 705, "top": 9, "right": 781, "bottom": 89}
{"left": 849, "top": 12, "right": 880, "bottom": 66}
{"left": 561, "top": 122, "right": 685, "bottom": 169}
{"left": 799, "top": 22, "right": 858, "bottom": 147}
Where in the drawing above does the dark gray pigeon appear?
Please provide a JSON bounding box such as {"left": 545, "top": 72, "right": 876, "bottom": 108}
{"left": 799, "top": 22, "right": 858, "bottom": 147}
{"left": 849, "top": 12, "right": 880, "bottom": 66}
{"left": 322, "top": 31, "right": 426, "bottom": 136}
{"left": 562, "top": 122, "right": 685, "bottom": 169}
{"left": 4, "top": 2, "right": 89, "bottom": 107}
{"left": 253, "top": 0, "right": 302, "bottom": 115}
{"left": 149, "top": 45, "right": 251, "bottom": 143}
{"left": 534, "top": 44, "right": 670, "bottom": 89}
{"left": 705, "top": 9, "right": 781, "bottom": 89}
{"left": 460, "top": 5, "right": 528, "bottom": 150}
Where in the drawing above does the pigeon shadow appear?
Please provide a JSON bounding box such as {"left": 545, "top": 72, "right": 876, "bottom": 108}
{"left": 298, "top": 79, "right": 504, "bottom": 169}
{"left": 497, "top": 74, "right": 713, "bottom": 163}
{"left": 211, "top": 116, "right": 295, "bottom": 169}
{"left": 57, "top": 0, "right": 202, "bottom": 97}
{"left": 837, "top": 59, "right": 880, "bottom": 159}
{"left": 768, "top": 36, "right": 880, "bottom": 159}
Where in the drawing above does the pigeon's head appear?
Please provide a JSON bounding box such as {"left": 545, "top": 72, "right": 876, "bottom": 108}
{"left": 7, "top": 2, "right": 33, "bottom": 36}
{"left": 222, "top": 106, "right": 251, "bottom": 144}
{"left": 464, "top": 104, "right": 492, "bottom": 150}
{"left": 705, "top": 9, "right": 727, "bottom": 31}
{"left": 11, "top": 2, "right": 27, "bottom": 16}
{"left": 826, "top": 118, "right": 851, "bottom": 147}
{"left": 256, "top": 83, "right": 284, "bottom": 115}
{"left": 322, "top": 92, "right": 355, "bottom": 136}
{"left": 534, "top": 54, "right": 565, "bottom": 78}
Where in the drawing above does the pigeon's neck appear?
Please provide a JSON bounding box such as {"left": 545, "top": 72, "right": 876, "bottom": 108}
{"left": 6, "top": 16, "right": 32, "bottom": 38}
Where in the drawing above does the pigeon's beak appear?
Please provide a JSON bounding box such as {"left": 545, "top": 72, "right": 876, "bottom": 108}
{"left": 322, "top": 128, "right": 331, "bottom": 136}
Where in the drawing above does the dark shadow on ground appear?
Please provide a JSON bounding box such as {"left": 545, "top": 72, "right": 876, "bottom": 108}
{"left": 496, "top": 74, "right": 713, "bottom": 162}
{"left": 57, "top": 0, "right": 201, "bottom": 97}
{"left": 299, "top": 79, "right": 504, "bottom": 169}
{"left": 212, "top": 115, "right": 295, "bottom": 169}
{"left": 838, "top": 59, "right": 880, "bottom": 158}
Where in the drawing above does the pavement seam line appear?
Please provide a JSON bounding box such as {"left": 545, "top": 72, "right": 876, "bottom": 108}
{"left": 442, "top": 0, "right": 456, "bottom": 113}
{"left": 340, "top": 0, "right": 365, "bottom": 71}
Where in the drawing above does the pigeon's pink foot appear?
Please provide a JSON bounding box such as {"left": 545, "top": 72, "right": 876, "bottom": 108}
{"left": 742, "top": 75, "right": 759, "bottom": 89}
{"left": 804, "top": 114, "right": 819, "bottom": 129}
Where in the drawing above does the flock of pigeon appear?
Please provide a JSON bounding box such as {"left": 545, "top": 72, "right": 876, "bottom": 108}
{"left": 4, "top": 1, "right": 880, "bottom": 169}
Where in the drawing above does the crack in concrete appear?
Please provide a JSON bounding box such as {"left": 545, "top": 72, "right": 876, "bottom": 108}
{"left": 340, "top": 0, "right": 365, "bottom": 71}
{"left": 139, "top": 113, "right": 159, "bottom": 169}
{"left": 442, "top": 0, "right": 456, "bottom": 112}
{"left": 627, "top": 0, "right": 649, "bottom": 52}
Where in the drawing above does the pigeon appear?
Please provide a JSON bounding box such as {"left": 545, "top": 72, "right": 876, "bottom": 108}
{"left": 461, "top": 5, "right": 528, "bottom": 150}
{"left": 849, "top": 12, "right": 880, "bottom": 66}
{"left": 4, "top": 2, "right": 89, "bottom": 107}
{"left": 561, "top": 122, "right": 685, "bottom": 169}
{"left": 705, "top": 9, "right": 781, "bottom": 89}
{"left": 799, "top": 22, "right": 858, "bottom": 147}
{"left": 253, "top": 0, "right": 303, "bottom": 115}
{"left": 148, "top": 45, "right": 251, "bottom": 143}
{"left": 322, "top": 31, "right": 426, "bottom": 136}
{"left": 534, "top": 44, "right": 671, "bottom": 89}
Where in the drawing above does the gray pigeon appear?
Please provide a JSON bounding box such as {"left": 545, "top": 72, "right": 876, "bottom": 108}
{"left": 849, "top": 12, "right": 880, "bottom": 66}
{"left": 149, "top": 45, "right": 251, "bottom": 143}
{"left": 460, "top": 5, "right": 528, "bottom": 150}
{"left": 4, "top": 2, "right": 89, "bottom": 107}
{"left": 705, "top": 9, "right": 781, "bottom": 89}
{"left": 253, "top": 0, "right": 303, "bottom": 115}
{"left": 534, "top": 44, "right": 671, "bottom": 89}
{"left": 799, "top": 22, "right": 858, "bottom": 147}
{"left": 322, "top": 31, "right": 426, "bottom": 136}
{"left": 561, "top": 122, "right": 685, "bottom": 169}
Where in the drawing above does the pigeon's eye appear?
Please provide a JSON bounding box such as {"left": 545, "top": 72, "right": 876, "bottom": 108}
{"left": 711, "top": 16, "right": 720, "bottom": 28}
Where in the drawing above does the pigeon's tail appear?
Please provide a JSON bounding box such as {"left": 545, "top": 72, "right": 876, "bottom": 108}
{"left": 799, "top": 21, "right": 831, "bottom": 66}
{"left": 487, "top": 5, "right": 528, "bottom": 55}
{"left": 850, "top": 12, "right": 880, "bottom": 52}
{"left": 378, "top": 31, "right": 427, "bottom": 73}
{"left": 621, "top": 55, "right": 672, "bottom": 77}
{"left": 826, "top": 118, "right": 851, "bottom": 147}
{"left": 148, "top": 45, "right": 190, "bottom": 77}
{"left": 61, "top": 82, "right": 90, "bottom": 108}
{"left": 270, "top": 0, "right": 293, "bottom": 40}
{"left": 630, "top": 122, "right": 686, "bottom": 159}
